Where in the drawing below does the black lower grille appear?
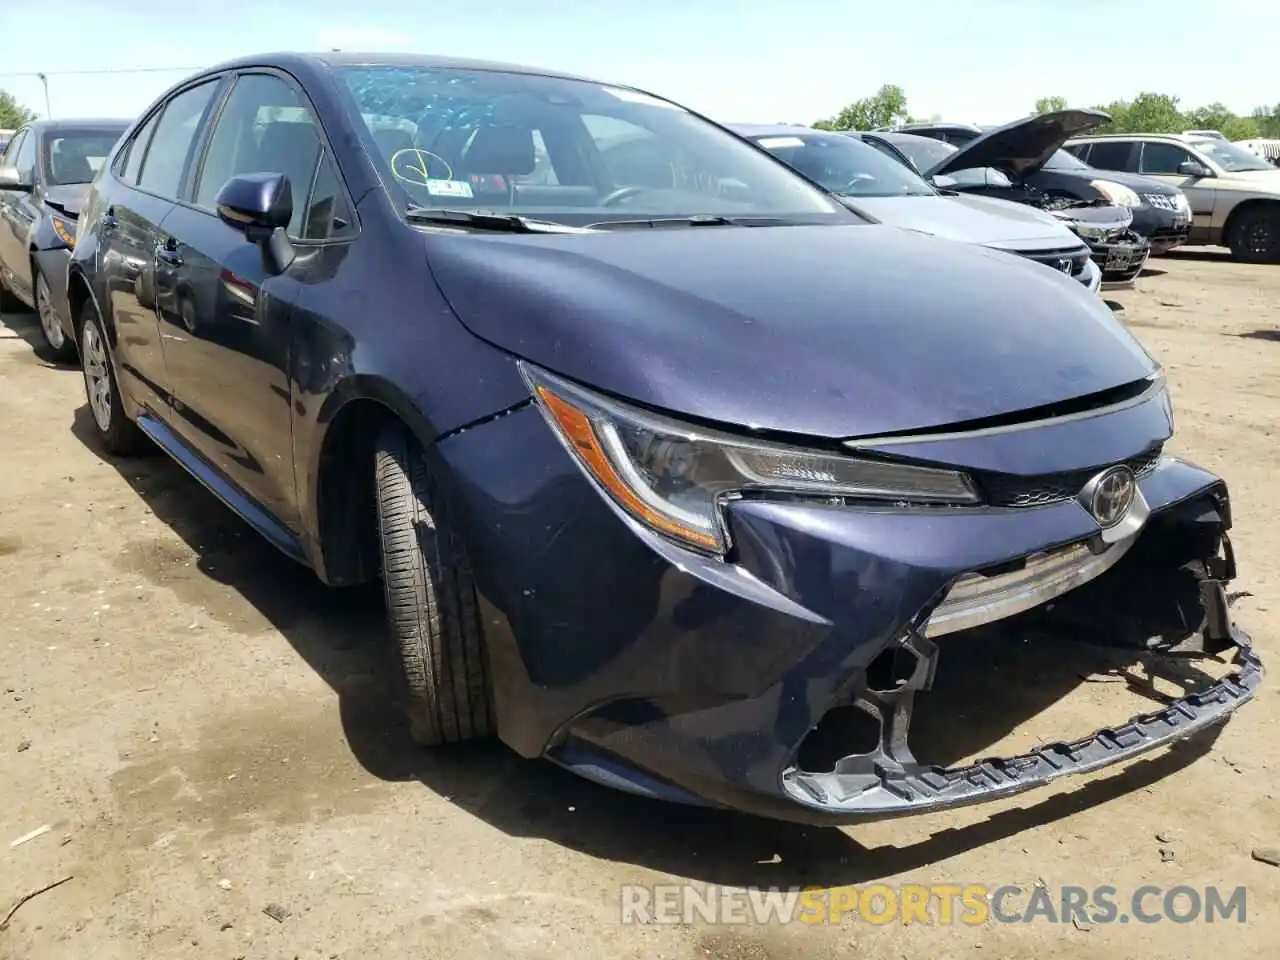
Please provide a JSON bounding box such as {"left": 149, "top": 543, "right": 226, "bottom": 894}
{"left": 980, "top": 447, "right": 1163, "bottom": 508}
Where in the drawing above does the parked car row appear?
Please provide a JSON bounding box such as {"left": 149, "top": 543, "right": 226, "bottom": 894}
{"left": 0, "top": 54, "right": 1260, "bottom": 826}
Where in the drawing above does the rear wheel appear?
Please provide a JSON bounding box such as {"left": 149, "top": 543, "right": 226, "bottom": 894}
{"left": 374, "top": 423, "right": 494, "bottom": 746}
{"left": 1227, "top": 206, "right": 1280, "bottom": 263}
{"left": 79, "top": 302, "right": 148, "bottom": 455}
{"left": 34, "top": 269, "right": 75, "bottom": 362}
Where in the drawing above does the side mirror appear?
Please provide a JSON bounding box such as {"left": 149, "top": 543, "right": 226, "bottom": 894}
{"left": 0, "top": 165, "right": 32, "bottom": 192}
{"left": 215, "top": 172, "right": 295, "bottom": 272}
{"left": 931, "top": 173, "right": 958, "bottom": 189}
{"left": 1178, "top": 159, "right": 1212, "bottom": 178}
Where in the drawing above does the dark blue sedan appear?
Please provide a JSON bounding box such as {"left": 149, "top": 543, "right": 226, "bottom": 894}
{"left": 67, "top": 53, "right": 1259, "bottom": 824}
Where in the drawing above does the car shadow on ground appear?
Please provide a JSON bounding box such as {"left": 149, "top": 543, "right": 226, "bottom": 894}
{"left": 0, "top": 307, "right": 77, "bottom": 368}
{"left": 71, "top": 404, "right": 1227, "bottom": 888}
{"left": 1238, "top": 329, "right": 1280, "bottom": 342}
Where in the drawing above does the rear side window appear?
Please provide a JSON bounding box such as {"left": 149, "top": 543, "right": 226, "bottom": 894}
{"left": 137, "top": 80, "right": 219, "bottom": 199}
{"left": 117, "top": 113, "right": 159, "bottom": 184}
{"left": 194, "top": 73, "right": 323, "bottom": 238}
{"left": 1084, "top": 141, "right": 1136, "bottom": 172}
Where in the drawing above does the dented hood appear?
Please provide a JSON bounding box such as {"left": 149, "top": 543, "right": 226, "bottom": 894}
{"left": 423, "top": 224, "right": 1155, "bottom": 440}
{"left": 928, "top": 109, "right": 1112, "bottom": 179}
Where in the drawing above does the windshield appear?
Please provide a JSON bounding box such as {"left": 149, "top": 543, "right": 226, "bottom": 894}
{"left": 337, "top": 66, "right": 850, "bottom": 226}
{"left": 42, "top": 128, "right": 126, "bottom": 185}
{"left": 1043, "top": 149, "right": 1090, "bottom": 171}
{"left": 748, "top": 132, "right": 935, "bottom": 197}
{"left": 884, "top": 135, "right": 955, "bottom": 174}
{"left": 1192, "top": 139, "right": 1276, "bottom": 173}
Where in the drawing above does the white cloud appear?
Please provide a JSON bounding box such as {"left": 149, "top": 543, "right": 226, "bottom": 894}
{"left": 314, "top": 26, "right": 416, "bottom": 51}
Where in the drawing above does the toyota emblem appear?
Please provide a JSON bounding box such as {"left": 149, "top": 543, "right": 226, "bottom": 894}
{"left": 1082, "top": 466, "right": 1136, "bottom": 527}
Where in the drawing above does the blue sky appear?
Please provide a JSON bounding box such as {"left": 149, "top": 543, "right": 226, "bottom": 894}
{"left": 2, "top": 0, "right": 1276, "bottom": 127}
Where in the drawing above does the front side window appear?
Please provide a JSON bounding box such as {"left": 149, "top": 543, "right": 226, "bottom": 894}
{"left": 338, "top": 65, "right": 847, "bottom": 226}
{"left": 195, "top": 73, "right": 324, "bottom": 237}
{"left": 43, "top": 128, "right": 127, "bottom": 185}
{"left": 751, "top": 133, "right": 935, "bottom": 197}
{"left": 137, "top": 80, "right": 219, "bottom": 199}
{"left": 1191, "top": 139, "right": 1275, "bottom": 173}
{"left": 1140, "top": 142, "right": 1193, "bottom": 175}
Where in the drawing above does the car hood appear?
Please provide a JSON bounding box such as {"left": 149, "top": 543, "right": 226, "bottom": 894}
{"left": 424, "top": 224, "right": 1155, "bottom": 440}
{"left": 850, "top": 193, "right": 1083, "bottom": 249}
{"left": 928, "top": 110, "right": 1112, "bottom": 179}
{"left": 42, "top": 184, "right": 90, "bottom": 218}
{"left": 1217, "top": 167, "right": 1280, "bottom": 186}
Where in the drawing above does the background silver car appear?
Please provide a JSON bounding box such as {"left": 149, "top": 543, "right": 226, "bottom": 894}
{"left": 734, "top": 124, "right": 1101, "bottom": 294}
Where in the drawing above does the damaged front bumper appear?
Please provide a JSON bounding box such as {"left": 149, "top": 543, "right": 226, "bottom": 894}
{"left": 437, "top": 393, "right": 1261, "bottom": 825}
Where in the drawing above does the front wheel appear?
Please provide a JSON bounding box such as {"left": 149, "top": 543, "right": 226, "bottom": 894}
{"left": 374, "top": 423, "right": 494, "bottom": 746}
{"left": 35, "top": 269, "right": 75, "bottom": 362}
{"left": 1227, "top": 206, "right": 1280, "bottom": 263}
{"left": 79, "top": 303, "right": 148, "bottom": 455}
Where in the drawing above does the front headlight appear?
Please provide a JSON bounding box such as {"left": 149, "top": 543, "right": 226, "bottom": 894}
{"left": 1090, "top": 180, "right": 1141, "bottom": 208}
{"left": 521, "top": 363, "right": 979, "bottom": 555}
{"left": 50, "top": 213, "right": 77, "bottom": 249}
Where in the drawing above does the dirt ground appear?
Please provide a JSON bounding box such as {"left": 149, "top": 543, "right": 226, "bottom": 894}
{"left": 1, "top": 250, "right": 1277, "bottom": 960}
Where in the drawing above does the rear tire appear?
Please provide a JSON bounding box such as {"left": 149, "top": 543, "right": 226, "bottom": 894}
{"left": 78, "top": 301, "right": 148, "bottom": 456}
{"left": 1227, "top": 206, "right": 1280, "bottom": 263}
{"left": 374, "top": 423, "right": 494, "bottom": 746}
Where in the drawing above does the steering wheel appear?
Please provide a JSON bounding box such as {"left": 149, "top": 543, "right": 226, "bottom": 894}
{"left": 599, "top": 185, "right": 653, "bottom": 207}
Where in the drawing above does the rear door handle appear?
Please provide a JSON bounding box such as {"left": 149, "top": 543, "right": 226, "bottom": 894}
{"left": 101, "top": 207, "right": 118, "bottom": 231}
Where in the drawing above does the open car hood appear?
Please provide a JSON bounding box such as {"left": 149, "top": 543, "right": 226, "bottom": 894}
{"left": 926, "top": 110, "right": 1112, "bottom": 179}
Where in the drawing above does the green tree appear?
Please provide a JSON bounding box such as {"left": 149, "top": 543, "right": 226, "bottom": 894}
{"left": 1121, "top": 92, "right": 1184, "bottom": 133}
{"left": 814, "top": 84, "right": 910, "bottom": 131}
{"left": 1252, "top": 104, "right": 1280, "bottom": 139}
{"left": 0, "top": 90, "right": 36, "bottom": 129}
{"left": 1220, "top": 115, "right": 1261, "bottom": 141}
{"left": 1184, "top": 102, "right": 1235, "bottom": 133}
{"left": 1034, "top": 95, "right": 1067, "bottom": 114}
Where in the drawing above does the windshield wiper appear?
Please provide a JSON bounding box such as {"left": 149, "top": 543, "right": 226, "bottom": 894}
{"left": 405, "top": 207, "right": 592, "bottom": 234}
{"left": 587, "top": 214, "right": 798, "bottom": 230}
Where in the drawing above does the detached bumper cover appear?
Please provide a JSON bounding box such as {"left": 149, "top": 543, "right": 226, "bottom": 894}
{"left": 782, "top": 615, "right": 1260, "bottom": 819}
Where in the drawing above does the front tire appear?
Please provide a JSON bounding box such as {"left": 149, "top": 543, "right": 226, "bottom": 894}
{"left": 1227, "top": 206, "right": 1280, "bottom": 263}
{"left": 35, "top": 269, "right": 75, "bottom": 363}
{"left": 374, "top": 423, "right": 494, "bottom": 746}
{"left": 79, "top": 302, "right": 147, "bottom": 455}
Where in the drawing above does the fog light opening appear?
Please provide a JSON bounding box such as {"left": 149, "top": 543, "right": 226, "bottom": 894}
{"left": 795, "top": 704, "right": 882, "bottom": 774}
{"left": 866, "top": 645, "right": 922, "bottom": 694}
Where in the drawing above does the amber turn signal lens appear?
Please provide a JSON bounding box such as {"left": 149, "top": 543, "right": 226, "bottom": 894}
{"left": 534, "top": 384, "right": 720, "bottom": 551}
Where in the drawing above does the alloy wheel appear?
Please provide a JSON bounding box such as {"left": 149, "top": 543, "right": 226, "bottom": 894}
{"left": 82, "top": 321, "right": 112, "bottom": 432}
{"left": 35, "top": 273, "right": 65, "bottom": 351}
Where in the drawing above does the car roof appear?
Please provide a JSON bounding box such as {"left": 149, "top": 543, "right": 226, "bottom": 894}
{"left": 21, "top": 118, "right": 132, "bottom": 134}
{"left": 728, "top": 123, "right": 825, "bottom": 138}
{"left": 198, "top": 51, "right": 604, "bottom": 85}
{"left": 867, "top": 130, "right": 952, "bottom": 147}
{"left": 1071, "top": 132, "right": 1201, "bottom": 143}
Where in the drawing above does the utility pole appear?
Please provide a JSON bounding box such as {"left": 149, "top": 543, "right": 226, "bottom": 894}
{"left": 36, "top": 72, "right": 51, "bottom": 119}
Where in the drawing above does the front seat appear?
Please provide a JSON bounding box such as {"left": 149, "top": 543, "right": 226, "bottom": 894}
{"left": 461, "top": 124, "right": 537, "bottom": 205}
